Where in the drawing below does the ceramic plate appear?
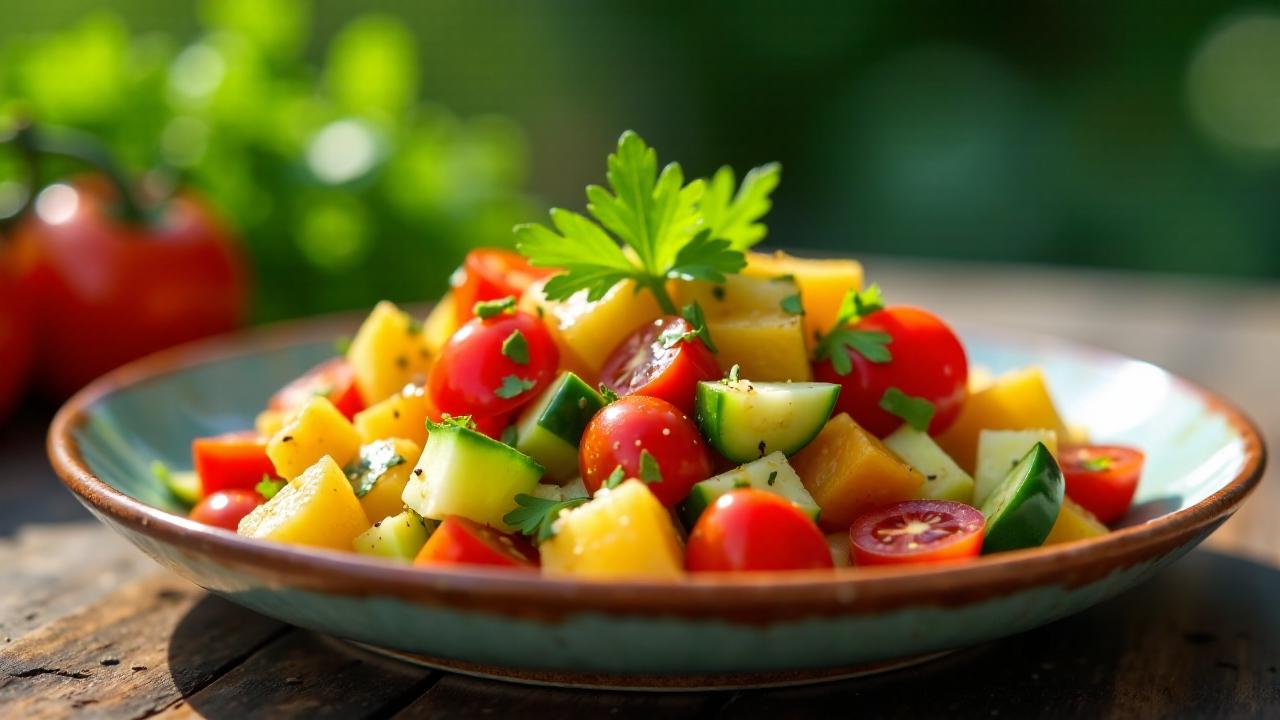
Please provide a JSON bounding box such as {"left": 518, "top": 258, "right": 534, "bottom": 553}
{"left": 47, "top": 316, "right": 1265, "bottom": 690}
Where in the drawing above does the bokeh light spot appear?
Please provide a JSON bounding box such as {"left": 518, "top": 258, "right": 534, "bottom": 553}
{"left": 307, "top": 119, "right": 378, "bottom": 185}
{"left": 169, "top": 43, "right": 226, "bottom": 101}
{"left": 34, "top": 183, "right": 79, "bottom": 225}
{"left": 1187, "top": 12, "right": 1280, "bottom": 152}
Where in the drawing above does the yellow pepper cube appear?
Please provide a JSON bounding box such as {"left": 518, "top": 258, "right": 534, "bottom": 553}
{"left": 268, "top": 396, "right": 363, "bottom": 482}
{"left": 935, "top": 367, "right": 1069, "bottom": 474}
{"left": 540, "top": 480, "right": 684, "bottom": 580}
{"left": 353, "top": 383, "right": 434, "bottom": 445}
{"left": 351, "top": 438, "right": 422, "bottom": 523}
{"left": 520, "top": 279, "right": 661, "bottom": 380}
{"left": 743, "top": 251, "right": 863, "bottom": 348}
{"left": 347, "top": 301, "right": 434, "bottom": 405}
{"left": 238, "top": 456, "right": 370, "bottom": 551}
{"left": 254, "top": 409, "right": 288, "bottom": 438}
{"left": 790, "top": 413, "right": 924, "bottom": 532}
{"left": 422, "top": 292, "right": 459, "bottom": 354}
{"left": 1044, "top": 497, "right": 1108, "bottom": 545}
{"left": 670, "top": 274, "right": 800, "bottom": 320}
{"left": 708, "top": 311, "right": 812, "bottom": 382}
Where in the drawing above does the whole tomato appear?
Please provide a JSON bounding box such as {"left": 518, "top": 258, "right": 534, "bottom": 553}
{"left": 428, "top": 309, "right": 559, "bottom": 418}
{"left": 579, "top": 395, "right": 713, "bottom": 507}
{"left": 0, "top": 263, "right": 34, "bottom": 421}
{"left": 686, "top": 490, "right": 833, "bottom": 573}
{"left": 9, "top": 178, "right": 248, "bottom": 397}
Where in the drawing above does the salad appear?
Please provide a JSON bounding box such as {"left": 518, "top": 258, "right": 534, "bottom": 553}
{"left": 164, "top": 132, "right": 1146, "bottom": 578}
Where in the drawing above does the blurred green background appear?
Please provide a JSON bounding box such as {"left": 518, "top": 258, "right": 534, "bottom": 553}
{"left": 3, "top": 0, "right": 1278, "bottom": 322}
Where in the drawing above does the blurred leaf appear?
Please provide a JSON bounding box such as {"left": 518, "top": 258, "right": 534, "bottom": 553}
{"left": 326, "top": 15, "right": 419, "bottom": 120}
{"left": 198, "top": 0, "right": 308, "bottom": 59}
{"left": 14, "top": 14, "right": 129, "bottom": 124}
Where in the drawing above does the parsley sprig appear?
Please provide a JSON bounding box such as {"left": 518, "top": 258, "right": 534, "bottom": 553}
{"left": 814, "top": 284, "right": 893, "bottom": 375}
{"left": 879, "top": 387, "right": 936, "bottom": 432}
{"left": 504, "top": 494, "right": 590, "bottom": 542}
{"left": 515, "top": 131, "right": 780, "bottom": 315}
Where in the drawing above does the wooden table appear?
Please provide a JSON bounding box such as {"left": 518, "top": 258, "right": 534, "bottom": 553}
{"left": 2, "top": 259, "right": 1278, "bottom": 718}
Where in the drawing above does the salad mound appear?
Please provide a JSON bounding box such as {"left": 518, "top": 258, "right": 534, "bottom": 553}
{"left": 169, "top": 132, "right": 1146, "bottom": 577}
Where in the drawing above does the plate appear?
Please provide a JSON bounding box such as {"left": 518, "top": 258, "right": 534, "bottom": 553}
{"left": 47, "top": 314, "right": 1266, "bottom": 689}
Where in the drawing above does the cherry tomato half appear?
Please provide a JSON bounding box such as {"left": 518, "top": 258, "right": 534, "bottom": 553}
{"left": 1061, "top": 445, "right": 1144, "bottom": 525}
{"left": 192, "top": 431, "right": 277, "bottom": 496}
{"left": 414, "top": 516, "right": 537, "bottom": 568}
{"left": 849, "top": 500, "right": 984, "bottom": 566}
{"left": 189, "top": 490, "right": 263, "bottom": 531}
{"left": 687, "top": 490, "right": 833, "bottom": 572}
{"left": 813, "top": 306, "right": 968, "bottom": 437}
{"left": 269, "top": 357, "right": 364, "bottom": 421}
{"left": 451, "top": 249, "right": 554, "bottom": 326}
{"left": 599, "top": 316, "right": 722, "bottom": 415}
{"left": 579, "top": 395, "right": 713, "bottom": 507}
{"left": 428, "top": 310, "right": 558, "bottom": 418}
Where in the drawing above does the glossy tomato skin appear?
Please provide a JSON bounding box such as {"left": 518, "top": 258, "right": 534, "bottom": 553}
{"left": 849, "top": 500, "right": 984, "bottom": 566}
{"left": 687, "top": 490, "right": 833, "bottom": 572}
{"left": 813, "top": 306, "right": 968, "bottom": 437}
{"left": 0, "top": 266, "right": 34, "bottom": 423}
{"left": 451, "top": 249, "right": 553, "bottom": 326}
{"left": 10, "top": 180, "right": 247, "bottom": 398}
{"left": 1061, "top": 445, "right": 1144, "bottom": 525}
{"left": 269, "top": 357, "right": 364, "bottom": 421}
{"left": 414, "top": 516, "right": 537, "bottom": 568}
{"left": 598, "top": 316, "right": 722, "bottom": 415}
{"left": 193, "top": 431, "right": 277, "bottom": 496}
{"left": 579, "top": 395, "right": 713, "bottom": 507}
{"left": 189, "top": 490, "right": 263, "bottom": 531}
{"left": 428, "top": 310, "right": 558, "bottom": 418}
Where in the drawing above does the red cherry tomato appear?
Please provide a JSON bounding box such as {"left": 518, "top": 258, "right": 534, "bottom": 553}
{"left": 269, "top": 357, "right": 364, "bottom": 421}
{"left": 579, "top": 395, "right": 713, "bottom": 507}
{"left": 849, "top": 500, "right": 984, "bottom": 566}
{"left": 428, "top": 310, "right": 558, "bottom": 418}
{"left": 1061, "top": 445, "right": 1144, "bottom": 525}
{"left": 0, "top": 267, "right": 34, "bottom": 422}
{"left": 451, "top": 249, "right": 554, "bottom": 326}
{"left": 10, "top": 179, "right": 247, "bottom": 398}
{"left": 414, "top": 516, "right": 537, "bottom": 568}
{"left": 193, "top": 431, "right": 277, "bottom": 495}
{"left": 813, "top": 306, "right": 968, "bottom": 437}
{"left": 598, "top": 316, "right": 722, "bottom": 414}
{"left": 189, "top": 490, "right": 263, "bottom": 531}
{"left": 686, "top": 490, "right": 833, "bottom": 572}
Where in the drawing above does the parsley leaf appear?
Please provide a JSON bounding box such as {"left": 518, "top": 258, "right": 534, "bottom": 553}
{"left": 344, "top": 440, "right": 407, "bottom": 498}
{"left": 256, "top": 476, "right": 286, "bottom": 500}
{"left": 495, "top": 375, "right": 536, "bottom": 399}
{"left": 767, "top": 470, "right": 778, "bottom": 486}
{"left": 638, "top": 450, "right": 663, "bottom": 484}
{"left": 699, "top": 162, "right": 782, "bottom": 249}
{"left": 814, "top": 283, "right": 892, "bottom": 375}
{"left": 657, "top": 301, "right": 718, "bottom": 353}
{"left": 780, "top": 293, "right": 804, "bottom": 315}
{"left": 835, "top": 284, "right": 886, "bottom": 327}
{"left": 501, "top": 329, "right": 529, "bottom": 364}
{"left": 1081, "top": 455, "right": 1112, "bottom": 472}
{"left": 879, "top": 387, "right": 936, "bottom": 432}
{"left": 665, "top": 230, "right": 745, "bottom": 284}
{"left": 723, "top": 364, "right": 741, "bottom": 383}
{"left": 504, "top": 494, "right": 590, "bottom": 543}
{"left": 603, "top": 465, "right": 626, "bottom": 490}
{"left": 430, "top": 414, "right": 477, "bottom": 431}
{"left": 474, "top": 296, "right": 517, "bottom": 319}
{"left": 598, "top": 384, "right": 620, "bottom": 403}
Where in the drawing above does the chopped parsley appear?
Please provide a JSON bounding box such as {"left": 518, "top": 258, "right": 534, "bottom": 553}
{"left": 1081, "top": 455, "right": 1112, "bottom": 472}
{"left": 256, "top": 476, "right": 286, "bottom": 500}
{"left": 814, "top": 284, "right": 892, "bottom": 375}
{"left": 430, "top": 414, "right": 477, "bottom": 431}
{"left": 879, "top": 387, "right": 936, "bottom": 433}
{"left": 501, "top": 329, "right": 530, "bottom": 365}
{"left": 494, "top": 375, "right": 536, "bottom": 399}
{"left": 344, "top": 440, "right": 407, "bottom": 498}
{"left": 504, "top": 494, "right": 590, "bottom": 543}
{"left": 638, "top": 450, "right": 663, "bottom": 485}
{"left": 598, "top": 384, "right": 620, "bottom": 403}
{"left": 767, "top": 470, "right": 778, "bottom": 486}
{"left": 603, "top": 465, "right": 626, "bottom": 490}
{"left": 780, "top": 293, "right": 804, "bottom": 315}
{"left": 658, "top": 301, "right": 716, "bottom": 353}
{"left": 473, "top": 296, "right": 517, "bottom": 319}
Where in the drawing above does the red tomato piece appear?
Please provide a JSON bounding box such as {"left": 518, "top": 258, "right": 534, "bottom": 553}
{"left": 193, "top": 431, "right": 277, "bottom": 495}
{"left": 189, "top": 490, "right": 263, "bottom": 531}
{"left": 686, "top": 490, "right": 833, "bottom": 572}
{"left": 269, "top": 357, "right": 364, "bottom": 420}
{"left": 428, "top": 310, "right": 558, "bottom": 418}
{"left": 0, "top": 268, "right": 34, "bottom": 422}
{"left": 414, "top": 516, "right": 537, "bottom": 568}
{"left": 813, "top": 306, "right": 968, "bottom": 437}
{"left": 451, "top": 249, "right": 554, "bottom": 325}
{"left": 849, "top": 500, "right": 984, "bottom": 566}
{"left": 1061, "top": 445, "right": 1144, "bottom": 525}
{"left": 578, "top": 395, "right": 713, "bottom": 507}
{"left": 598, "top": 316, "right": 722, "bottom": 414}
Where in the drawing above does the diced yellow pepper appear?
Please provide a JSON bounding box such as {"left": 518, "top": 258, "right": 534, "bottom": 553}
{"left": 743, "top": 251, "right": 863, "bottom": 348}
{"left": 935, "top": 367, "right": 1069, "bottom": 474}
{"left": 708, "top": 311, "right": 812, "bottom": 382}
{"left": 519, "top": 279, "right": 662, "bottom": 381}
{"left": 790, "top": 413, "right": 924, "bottom": 532}
{"left": 422, "top": 292, "right": 458, "bottom": 354}
{"left": 238, "top": 456, "right": 370, "bottom": 551}
{"left": 347, "top": 301, "right": 434, "bottom": 405}
{"left": 268, "top": 396, "right": 363, "bottom": 482}
{"left": 354, "top": 438, "right": 422, "bottom": 522}
{"left": 540, "top": 480, "right": 684, "bottom": 580}
{"left": 670, "top": 274, "right": 800, "bottom": 320}
{"left": 255, "top": 409, "right": 288, "bottom": 438}
{"left": 1044, "top": 497, "right": 1108, "bottom": 545}
{"left": 353, "top": 383, "right": 434, "bottom": 445}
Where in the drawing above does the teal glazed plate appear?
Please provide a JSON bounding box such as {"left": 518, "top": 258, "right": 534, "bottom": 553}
{"left": 48, "top": 315, "right": 1266, "bottom": 690}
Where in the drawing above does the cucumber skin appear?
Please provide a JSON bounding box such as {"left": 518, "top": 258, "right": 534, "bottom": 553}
{"left": 693, "top": 381, "right": 840, "bottom": 463}
{"left": 980, "top": 443, "right": 1064, "bottom": 554}
{"left": 515, "top": 372, "right": 604, "bottom": 481}
{"left": 530, "top": 372, "right": 606, "bottom": 444}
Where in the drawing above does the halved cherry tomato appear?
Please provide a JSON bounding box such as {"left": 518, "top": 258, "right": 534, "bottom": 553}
{"left": 813, "top": 306, "right": 968, "bottom": 437}
{"left": 189, "top": 489, "right": 263, "bottom": 531}
{"left": 451, "top": 249, "right": 554, "bottom": 326}
{"left": 414, "top": 516, "right": 537, "bottom": 568}
{"left": 269, "top": 357, "right": 364, "bottom": 421}
{"left": 578, "top": 395, "right": 713, "bottom": 507}
{"left": 687, "top": 489, "right": 833, "bottom": 572}
{"left": 428, "top": 310, "right": 558, "bottom": 418}
{"left": 1061, "top": 445, "right": 1144, "bottom": 525}
{"left": 192, "top": 431, "right": 277, "bottom": 495}
{"left": 598, "top": 316, "right": 722, "bottom": 414}
{"left": 849, "top": 500, "right": 984, "bottom": 566}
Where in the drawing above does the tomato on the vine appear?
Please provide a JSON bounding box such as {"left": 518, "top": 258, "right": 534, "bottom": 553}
{"left": 686, "top": 489, "right": 833, "bottom": 572}
{"left": 1061, "top": 445, "right": 1144, "bottom": 525}
{"left": 598, "top": 316, "right": 721, "bottom": 414}
{"left": 428, "top": 309, "right": 558, "bottom": 418}
{"left": 849, "top": 500, "right": 984, "bottom": 566}
{"left": 269, "top": 358, "right": 364, "bottom": 421}
{"left": 415, "top": 516, "right": 537, "bottom": 568}
{"left": 189, "top": 490, "right": 263, "bottom": 531}
{"left": 813, "top": 306, "right": 967, "bottom": 437}
{"left": 450, "top": 249, "right": 554, "bottom": 326}
{"left": 579, "top": 395, "right": 712, "bottom": 507}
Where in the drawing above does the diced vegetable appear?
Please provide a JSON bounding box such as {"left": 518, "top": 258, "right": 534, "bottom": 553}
{"left": 707, "top": 311, "right": 812, "bottom": 382}
{"left": 694, "top": 378, "right": 839, "bottom": 463}
{"left": 401, "top": 421, "right": 544, "bottom": 531}
{"left": 671, "top": 274, "right": 800, "bottom": 320}
{"left": 935, "top": 367, "right": 1069, "bottom": 473}
{"left": 973, "top": 429, "right": 1059, "bottom": 506}
{"left": 514, "top": 371, "right": 605, "bottom": 482}
{"left": 422, "top": 292, "right": 459, "bottom": 354}
{"left": 348, "top": 438, "right": 422, "bottom": 523}
{"left": 1043, "top": 497, "right": 1108, "bottom": 546}
{"left": 677, "top": 452, "right": 819, "bottom": 528}
{"left": 979, "top": 443, "right": 1064, "bottom": 554}
{"left": 353, "top": 510, "right": 435, "bottom": 561}
{"left": 266, "top": 396, "right": 363, "bottom": 482}
{"left": 255, "top": 409, "right": 288, "bottom": 438}
{"left": 883, "top": 426, "right": 975, "bottom": 503}
{"left": 849, "top": 500, "right": 985, "bottom": 566}
{"left": 415, "top": 516, "right": 537, "bottom": 568}
{"left": 686, "top": 489, "right": 833, "bottom": 572}
{"left": 742, "top": 251, "right": 864, "bottom": 350}
{"left": 789, "top": 413, "right": 924, "bottom": 532}
{"left": 190, "top": 490, "right": 263, "bottom": 530}
{"left": 1060, "top": 445, "right": 1145, "bottom": 524}
{"left": 193, "top": 431, "right": 277, "bottom": 496}
{"left": 519, "top": 279, "right": 662, "bottom": 380}
{"left": 152, "top": 461, "right": 201, "bottom": 506}
{"left": 353, "top": 383, "right": 435, "bottom": 445}
{"left": 238, "top": 456, "right": 370, "bottom": 550}
{"left": 346, "top": 301, "right": 434, "bottom": 405}
{"left": 269, "top": 357, "right": 364, "bottom": 421}
{"left": 539, "top": 479, "right": 684, "bottom": 580}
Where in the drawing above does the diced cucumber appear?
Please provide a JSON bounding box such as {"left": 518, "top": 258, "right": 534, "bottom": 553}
{"left": 973, "top": 429, "right": 1059, "bottom": 505}
{"left": 677, "top": 452, "right": 820, "bottom": 528}
{"left": 980, "top": 443, "right": 1064, "bottom": 554}
{"left": 353, "top": 510, "right": 436, "bottom": 561}
{"left": 883, "top": 427, "right": 975, "bottom": 503}
{"left": 694, "top": 379, "right": 840, "bottom": 462}
{"left": 515, "top": 371, "right": 605, "bottom": 482}
{"left": 402, "top": 422, "right": 545, "bottom": 530}
{"left": 151, "top": 461, "right": 201, "bottom": 506}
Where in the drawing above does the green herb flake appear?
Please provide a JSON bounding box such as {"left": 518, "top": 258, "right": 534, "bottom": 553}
{"left": 504, "top": 494, "right": 591, "bottom": 543}
{"left": 256, "top": 476, "right": 286, "bottom": 500}
{"left": 598, "top": 384, "right": 620, "bottom": 403}
{"left": 344, "top": 440, "right": 407, "bottom": 498}
{"left": 723, "top": 364, "right": 741, "bottom": 384}
{"left": 1081, "top": 455, "right": 1112, "bottom": 472}
{"left": 638, "top": 449, "right": 663, "bottom": 485}
{"left": 733, "top": 479, "right": 751, "bottom": 489}
{"left": 814, "top": 284, "right": 893, "bottom": 374}
{"left": 473, "top": 296, "right": 517, "bottom": 319}
{"left": 429, "top": 414, "right": 477, "bottom": 432}
{"left": 767, "top": 470, "right": 778, "bottom": 486}
{"left": 879, "top": 387, "right": 936, "bottom": 433}
{"left": 780, "top": 293, "right": 804, "bottom": 315}
{"left": 495, "top": 374, "right": 537, "bottom": 399}
{"left": 501, "top": 329, "right": 530, "bottom": 365}
{"left": 679, "top": 301, "right": 717, "bottom": 353}
{"left": 603, "top": 465, "right": 626, "bottom": 490}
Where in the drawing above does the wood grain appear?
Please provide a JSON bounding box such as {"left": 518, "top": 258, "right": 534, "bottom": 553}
{"left": 396, "top": 674, "right": 717, "bottom": 719}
